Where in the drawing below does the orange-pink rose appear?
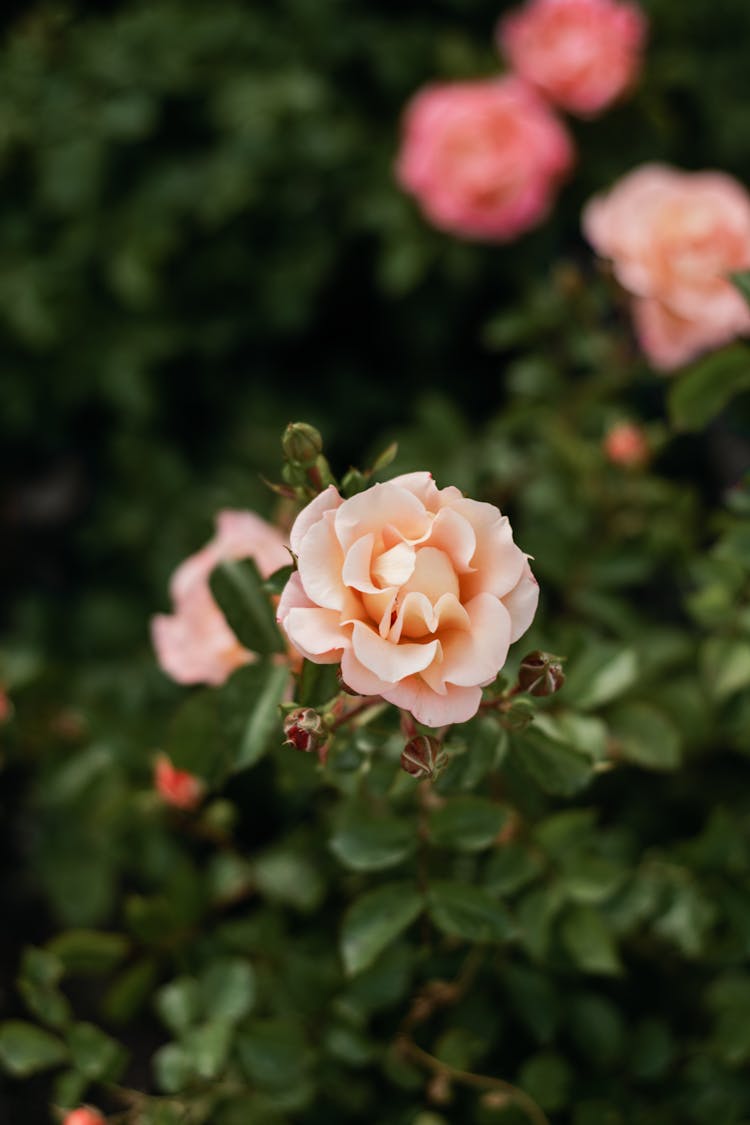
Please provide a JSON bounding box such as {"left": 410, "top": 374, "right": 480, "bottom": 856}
{"left": 583, "top": 165, "right": 750, "bottom": 371}
{"left": 277, "top": 473, "right": 538, "bottom": 727}
{"left": 396, "top": 76, "right": 574, "bottom": 242}
{"left": 603, "top": 421, "right": 649, "bottom": 467}
{"left": 154, "top": 754, "right": 204, "bottom": 810}
{"left": 499, "top": 0, "right": 647, "bottom": 118}
{"left": 151, "top": 510, "right": 290, "bottom": 686}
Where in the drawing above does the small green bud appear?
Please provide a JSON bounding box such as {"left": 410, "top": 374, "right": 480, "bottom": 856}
{"left": 282, "top": 422, "right": 323, "bottom": 466}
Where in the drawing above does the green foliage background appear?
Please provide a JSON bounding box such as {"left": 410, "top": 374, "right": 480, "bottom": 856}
{"left": 3, "top": 1, "right": 750, "bottom": 1123}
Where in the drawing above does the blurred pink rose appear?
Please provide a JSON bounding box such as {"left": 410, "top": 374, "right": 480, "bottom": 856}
{"left": 396, "top": 76, "right": 574, "bottom": 241}
{"left": 499, "top": 0, "right": 647, "bottom": 117}
{"left": 64, "top": 1111, "right": 107, "bottom": 1125}
{"left": 604, "top": 421, "right": 649, "bottom": 467}
{"left": 152, "top": 510, "right": 290, "bottom": 686}
{"left": 154, "top": 754, "right": 204, "bottom": 810}
{"left": 583, "top": 164, "right": 750, "bottom": 370}
{"left": 277, "top": 474, "right": 538, "bottom": 727}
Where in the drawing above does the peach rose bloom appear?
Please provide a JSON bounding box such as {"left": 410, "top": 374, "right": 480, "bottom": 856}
{"left": 603, "top": 421, "right": 649, "bottom": 467}
{"left": 277, "top": 474, "right": 539, "bottom": 727}
{"left": 64, "top": 1112, "right": 107, "bottom": 1125}
{"left": 152, "top": 510, "right": 290, "bottom": 686}
{"left": 396, "top": 76, "right": 574, "bottom": 241}
{"left": 499, "top": 0, "right": 647, "bottom": 118}
{"left": 583, "top": 164, "right": 750, "bottom": 370}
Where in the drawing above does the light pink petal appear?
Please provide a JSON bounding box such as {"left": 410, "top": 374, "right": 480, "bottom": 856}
{"left": 276, "top": 571, "right": 316, "bottom": 627}
{"left": 390, "top": 591, "right": 436, "bottom": 643}
{"left": 502, "top": 561, "right": 540, "bottom": 643}
{"left": 342, "top": 533, "right": 380, "bottom": 593}
{"left": 334, "top": 482, "right": 431, "bottom": 551}
{"left": 283, "top": 607, "right": 348, "bottom": 663}
{"left": 438, "top": 594, "right": 512, "bottom": 688}
{"left": 214, "top": 510, "right": 291, "bottom": 578}
{"left": 296, "top": 512, "right": 346, "bottom": 610}
{"left": 427, "top": 508, "right": 477, "bottom": 572}
{"left": 351, "top": 620, "right": 439, "bottom": 683}
{"left": 340, "top": 647, "right": 393, "bottom": 698}
{"left": 371, "top": 541, "right": 416, "bottom": 588}
{"left": 289, "top": 485, "right": 342, "bottom": 556}
{"left": 433, "top": 592, "right": 471, "bottom": 632}
{"left": 388, "top": 471, "right": 441, "bottom": 509}
{"left": 451, "top": 501, "right": 526, "bottom": 599}
{"left": 384, "top": 677, "right": 482, "bottom": 728}
{"left": 631, "top": 297, "right": 723, "bottom": 372}
{"left": 151, "top": 606, "right": 249, "bottom": 687}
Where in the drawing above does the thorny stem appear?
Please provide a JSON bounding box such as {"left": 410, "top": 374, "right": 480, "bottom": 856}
{"left": 396, "top": 947, "right": 550, "bottom": 1125}
{"left": 328, "top": 696, "right": 384, "bottom": 732}
{"left": 396, "top": 1038, "right": 550, "bottom": 1125}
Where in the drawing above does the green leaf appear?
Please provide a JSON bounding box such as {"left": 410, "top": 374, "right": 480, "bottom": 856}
{"left": 730, "top": 270, "right": 750, "bottom": 307}
{"left": 702, "top": 636, "right": 750, "bottom": 701}
{"left": 153, "top": 1042, "right": 190, "bottom": 1094}
{"left": 221, "top": 661, "right": 289, "bottom": 771}
{"left": 0, "top": 1021, "right": 68, "bottom": 1076}
{"left": 341, "top": 882, "right": 422, "bottom": 976}
{"left": 330, "top": 809, "right": 417, "bottom": 872}
{"left": 53, "top": 1068, "right": 88, "bottom": 1111}
{"left": 564, "top": 647, "right": 638, "bottom": 711}
{"left": 19, "top": 977, "right": 71, "bottom": 1030}
{"left": 253, "top": 848, "right": 325, "bottom": 913}
{"left": 237, "top": 1018, "right": 311, "bottom": 1090}
{"left": 104, "top": 958, "right": 159, "bottom": 1024}
{"left": 166, "top": 690, "right": 227, "bottom": 780}
{"left": 210, "top": 557, "right": 284, "bottom": 654}
{"left": 183, "top": 1021, "right": 232, "bottom": 1080}
{"left": 67, "top": 1021, "right": 127, "bottom": 1081}
{"left": 200, "top": 958, "right": 256, "bottom": 1023}
{"left": 519, "top": 1051, "right": 571, "bottom": 1112}
{"left": 668, "top": 344, "right": 750, "bottom": 431}
{"left": 428, "top": 797, "right": 509, "bottom": 852}
{"left": 512, "top": 725, "right": 595, "bottom": 797}
{"left": 609, "top": 702, "right": 682, "bottom": 771}
{"left": 371, "top": 441, "right": 399, "bottom": 473}
{"left": 156, "top": 977, "right": 201, "bottom": 1035}
{"left": 427, "top": 882, "right": 512, "bottom": 943}
{"left": 263, "top": 564, "right": 294, "bottom": 597}
{"left": 484, "top": 843, "right": 544, "bottom": 896}
{"left": 559, "top": 905, "right": 622, "bottom": 975}
{"left": 46, "top": 930, "right": 129, "bottom": 976}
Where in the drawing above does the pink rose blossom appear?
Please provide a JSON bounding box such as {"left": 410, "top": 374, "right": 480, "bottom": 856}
{"left": 396, "top": 76, "right": 574, "bottom": 242}
{"left": 583, "top": 164, "right": 750, "bottom": 370}
{"left": 603, "top": 421, "right": 649, "bottom": 467}
{"left": 277, "top": 474, "right": 538, "bottom": 728}
{"left": 151, "top": 510, "right": 290, "bottom": 686}
{"left": 154, "top": 754, "right": 204, "bottom": 810}
{"left": 64, "top": 1111, "right": 107, "bottom": 1125}
{"left": 499, "top": 0, "right": 647, "bottom": 117}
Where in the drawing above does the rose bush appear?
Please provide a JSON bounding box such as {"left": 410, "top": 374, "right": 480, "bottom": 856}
{"left": 498, "top": 0, "right": 647, "bottom": 117}
{"left": 396, "top": 76, "right": 574, "bottom": 241}
{"left": 278, "top": 472, "right": 538, "bottom": 725}
{"left": 151, "top": 510, "right": 290, "bottom": 686}
{"left": 583, "top": 163, "right": 750, "bottom": 369}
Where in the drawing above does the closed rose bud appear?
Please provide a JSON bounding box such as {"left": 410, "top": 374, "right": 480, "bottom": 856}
{"left": 154, "top": 754, "right": 204, "bottom": 810}
{"left": 517, "top": 651, "right": 565, "bottom": 696}
{"left": 283, "top": 707, "right": 326, "bottom": 753}
{"left": 604, "top": 422, "right": 649, "bottom": 467}
{"left": 64, "top": 1109, "right": 107, "bottom": 1125}
{"left": 282, "top": 422, "right": 323, "bottom": 466}
{"left": 401, "top": 734, "right": 439, "bottom": 779}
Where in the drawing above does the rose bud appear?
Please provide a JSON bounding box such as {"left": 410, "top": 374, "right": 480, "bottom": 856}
{"left": 401, "top": 734, "right": 439, "bottom": 779}
{"left": 517, "top": 651, "right": 565, "bottom": 696}
{"left": 283, "top": 707, "right": 326, "bottom": 754}
{"left": 154, "top": 754, "right": 204, "bottom": 811}
{"left": 64, "top": 1109, "right": 107, "bottom": 1125}
{"left": 282, "top": 422, "right": 324, "bottom": 466}
{"left": 604, "top": 421, "right": 649, "bottom": 467}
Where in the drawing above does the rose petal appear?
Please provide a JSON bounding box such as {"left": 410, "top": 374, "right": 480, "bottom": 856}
{"left": 342, "top": 533, "right": 380, "bottom": 593}
{"left": 351, "top": 620, "right": 439, "bottom": 683}
{"left": 335, "top": 482, "right": 431, "bottom": 551}
{"left": 371, "top": 541, "right": 416, "bottom": 588}
{"left": 283, "top": 607, "right": 348, "bottom": 663}
{"left": 438, "top": 594, "right": 512, "bottom": 688}
{"left": 340, "top": 647, "right": 393, "bottom": 697}
{"left": 503, "top": 560, "right": 540, "bottom": 643}
{"left": 384, "top": 677, "right": 482, "bottom": 727}
{"left": 289, "top": 485, "right": 342, "bottom": 556}
{"left": 427, "top": 508, "right": 477, "bottom": 573}
{"left": 297, "top": 512, "right": 346, "bottom": 610}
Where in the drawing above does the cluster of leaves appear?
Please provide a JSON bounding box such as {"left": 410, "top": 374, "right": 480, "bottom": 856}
{"left": 3, "top": 1, "right": 750, "bottom": 1124}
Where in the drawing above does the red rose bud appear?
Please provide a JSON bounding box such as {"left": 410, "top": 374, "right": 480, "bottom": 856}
{"left": 154, "top": 754, "right": 204, "bottom": 810}
{"left": 401, "top": 734, "right": 439, "bottom": 779}
{"left": 64, "top": 1110, "right": 107, "bottom": 1125}
{"left": 604, "top": 421, "right": 649, "bottom": 467}
{"left": 282, "top": 422, "right": 323, "bottom": 466}
{"left": 283, "top": 707, "right": 326, "bottom": 753}
{"left": 517, "top": 651, "right": 565, "bottom": 696}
